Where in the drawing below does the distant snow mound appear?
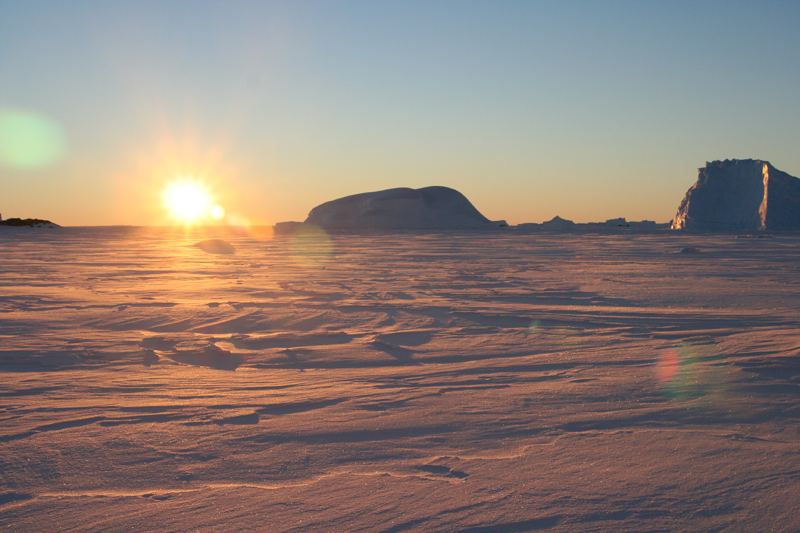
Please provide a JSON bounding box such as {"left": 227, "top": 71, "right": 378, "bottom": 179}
{"left": 672, "top": 160, "right": 800, "bottom": 230}
{"left": 191, "top": 239, "right": 235, "bottom": 254}
{"left": 304, "top": 186, "right": 501, "bottom": 230}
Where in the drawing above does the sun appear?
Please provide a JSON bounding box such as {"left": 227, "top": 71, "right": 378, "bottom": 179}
{"left": 162, "top": 180, "right": 223, "bottom": 223}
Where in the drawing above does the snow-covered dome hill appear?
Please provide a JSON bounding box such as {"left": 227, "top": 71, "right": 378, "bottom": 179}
{"left": 304, "top": 186, "right": 505, "bottom": 230}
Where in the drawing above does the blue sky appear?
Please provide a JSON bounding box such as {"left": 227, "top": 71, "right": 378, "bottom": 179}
{"left": 1, "top": 0, "right": 799, "bottom": 225}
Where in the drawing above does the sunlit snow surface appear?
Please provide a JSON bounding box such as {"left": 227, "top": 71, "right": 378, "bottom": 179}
{"left": 1, "top": 227, "right": 799, "bottom": 532}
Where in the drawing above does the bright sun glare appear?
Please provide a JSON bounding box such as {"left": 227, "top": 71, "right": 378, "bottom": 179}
{"left": 162, "top": 180, "right": 223, "bottom": 223}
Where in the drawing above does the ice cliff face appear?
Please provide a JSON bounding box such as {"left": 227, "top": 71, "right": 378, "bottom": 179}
{"left": 672, "top": 159, "right": 800, "bottom": 230}
{"left": 304, "top": 186, "right": 500, "bottom": 230}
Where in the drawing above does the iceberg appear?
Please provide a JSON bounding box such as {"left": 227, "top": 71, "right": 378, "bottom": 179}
{"left": 672, "top": 159, "right": 800, "bottom": 230}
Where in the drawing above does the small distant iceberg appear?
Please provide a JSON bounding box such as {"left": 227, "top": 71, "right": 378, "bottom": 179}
{"left": 586, "top": 218, "right": 659, "bottom": 228}
{"left": 515, "top": 216, "right": 664, "bottom": 230}
{"left": 541, "top": 215, "right": 575, "bottom": 228}
{"left": 304, "top": 186, "right": 505, "bottom": 230}
{"left": 191, "top": 239, "right": 235, "bottom": 254}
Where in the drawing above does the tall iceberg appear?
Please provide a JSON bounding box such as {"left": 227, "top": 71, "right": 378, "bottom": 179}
{"left": 672, "top": 159, "right": 800, "bottom": 230}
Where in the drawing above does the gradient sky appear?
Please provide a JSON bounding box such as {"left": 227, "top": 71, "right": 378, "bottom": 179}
{"left": 1, "top": 0, "right": 799, "bottom": 226}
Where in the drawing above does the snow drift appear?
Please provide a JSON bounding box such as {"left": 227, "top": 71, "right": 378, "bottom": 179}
{"left": 304, "top": 186, "right": 502, "bottom": 230}
{"left": 672, "top": 159, "right": 800, "bottom": 230}
{"left": 191, "top": 239, "right": 235, "bottom": 254}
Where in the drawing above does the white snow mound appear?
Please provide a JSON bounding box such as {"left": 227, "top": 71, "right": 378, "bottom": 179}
{"left": 191, "top": 239, "right": 235, "bottom": 254}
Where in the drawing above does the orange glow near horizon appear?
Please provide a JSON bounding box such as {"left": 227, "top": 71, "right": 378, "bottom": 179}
{"left": 123, "top": 134, "right": 277, "bottom": 227}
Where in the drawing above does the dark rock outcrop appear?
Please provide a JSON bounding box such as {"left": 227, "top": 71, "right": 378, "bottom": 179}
{"left": 672, "top": 160, "right": 800, "bottom": 230}
{"left": 0, "top": 218, "right": 58, "bottom": 227}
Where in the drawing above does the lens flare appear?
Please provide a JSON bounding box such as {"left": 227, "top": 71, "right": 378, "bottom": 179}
{"left": 162, "top": 180, "right": 213, "bottom": 223}
{"left": 658, "top": 347, "right": 681, "bottom": 385}
{"left": 0, "top": 108, "right": 66, "bottom": 169}
{"left": 227, "top": 213, "right": 249, "bottom": 228}
{"left": 210, "top": 205, "right": 225, "bottom": 220}
{"left": 656, "top": 341, "right": 730, "bottom": 403}
{"left": 247, "top": 225, "right": 275, "bottom": 240}
{"left": 227, "top": 214, "right": 274, "bottom": 240}
{"left": 290, "top": 224, "right": 333, "bottom": 267}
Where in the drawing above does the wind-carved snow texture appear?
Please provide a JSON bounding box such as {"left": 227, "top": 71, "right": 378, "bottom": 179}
{"left": 304, "top": 186, "right": 503, "bottom": 230}
{"left": 672, "top": 159, "right": 800, "bottom": 230}
{"left": 1, "top": 227, "right": 800, "bottom": 532}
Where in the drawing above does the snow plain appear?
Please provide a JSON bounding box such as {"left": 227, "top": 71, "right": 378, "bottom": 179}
{"left": 1, "top": 226, "right": 799, "bottom": 532}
